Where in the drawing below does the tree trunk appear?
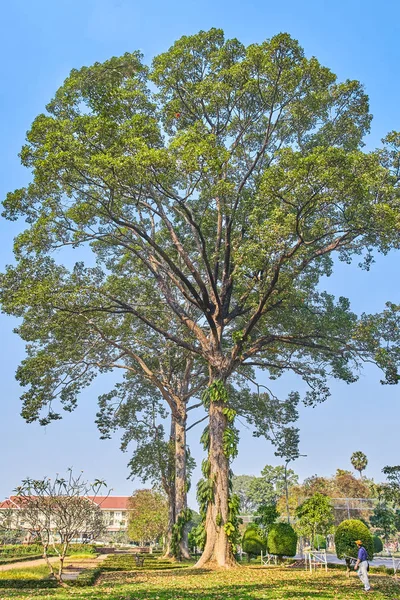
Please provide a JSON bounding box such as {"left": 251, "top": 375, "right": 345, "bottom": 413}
{"left": 162, "top": 481, "right": 176, "bottom": 558}
{"left": 162, "top": 418, "right": 176, "bottom": 559}
{"left": 195, "top": 397, "right": 236, "bottom": 568}
{"left": 175, "top": 415, "right": 191, "bottom": 559}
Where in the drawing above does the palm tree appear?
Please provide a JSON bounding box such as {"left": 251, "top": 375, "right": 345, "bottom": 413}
{"left": 351, "top": 451, "right": 368, "bottom": 479}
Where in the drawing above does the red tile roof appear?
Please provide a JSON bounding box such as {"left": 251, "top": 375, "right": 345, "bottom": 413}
{"left": 0, "top": 497, "right": 25, "bottom": 509}
{"left": 87, "top": 496, "right": 130, "bottom": 510}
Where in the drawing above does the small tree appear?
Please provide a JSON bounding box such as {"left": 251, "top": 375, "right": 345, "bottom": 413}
{"left": 267, "top": 523, "right": 297, "bottom": 560}
{"left": 382, "top": 465, "right": 400, "bottom": 504}
{"left": 314, "top": 534, "right": 327, "bottom": 550}
{"left": 242, "top": 524, "right": 267, "bottom": 561}
{"left": 351, "top": 452, "right": 368, "bottom": 479}
{"left": 128, "top": 489, "right": 169, "bottom": 547}
{"left": 16, "top": 471, "right": 107, "bottom": 583}
{"left": 335, "top": 519, "right": 373, "bottom": 575}
{"left": 255, "top": 503, "right": 280, "bottom": 531}
{"left": 370, "top": 504, "right": 397, "bottom": 542}
{"left": 295, "top": 493, "right": 334, "bottom": 548}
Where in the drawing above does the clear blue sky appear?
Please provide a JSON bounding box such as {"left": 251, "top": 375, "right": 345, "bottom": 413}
{"left": 1, "top": 0, "right": 399, "bottom": 508}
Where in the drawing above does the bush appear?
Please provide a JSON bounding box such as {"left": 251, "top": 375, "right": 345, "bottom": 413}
{"left": 0, "top": 554, "right": 43, "bottom": 565}
{"left": 242, "top": 524, "right": 267, "bottom": 558}
{"left": 267, "top": 523, "right": 297, "bottom": 557}
{"left": 314, "top": 534, "right": 327, "bottom": 550}
{"left": 69, "top": 567, "right": 102, "bottom": 587}
{"left": 373, "top": 535, "right": 383, "bottom": 553}
{"left": 334, "top": 519, "right": 373, "bottom": 562}
{"left": 0, "top": 543, "right": 96, "bottom": 558}
{"left": 0, "top": 544, "right": 43, "bottom": 557}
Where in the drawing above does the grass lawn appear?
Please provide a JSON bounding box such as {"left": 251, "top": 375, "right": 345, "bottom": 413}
{"left": 0, "top": 560, "right": 399, "bottom": 600}
{"left": 0, "top": 565, "right": 53, "bottom": 580}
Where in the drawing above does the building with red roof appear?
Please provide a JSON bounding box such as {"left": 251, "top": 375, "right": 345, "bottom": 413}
{"left": 0, "top": 496, "right": 131, "bottom": 533}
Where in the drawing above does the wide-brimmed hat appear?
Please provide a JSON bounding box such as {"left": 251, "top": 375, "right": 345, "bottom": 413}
{"left": 355, "top": 540, "right": 363, "bottom": 545}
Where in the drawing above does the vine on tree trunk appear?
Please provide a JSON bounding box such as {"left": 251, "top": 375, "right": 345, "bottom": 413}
{"left": 170, "top": 508, "right": 192, "bottom": 560}
{"left": 195, "top": 379, "right": 242, "bottom": 554}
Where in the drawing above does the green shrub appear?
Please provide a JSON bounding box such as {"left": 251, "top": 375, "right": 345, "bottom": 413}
{"left": 267, "top": 523, "right": 297, "bottom": 557}
{"left": 69, "top": 567, "right": 102, "bottom": 587}
{"left": 373, "top": 535, "right": 383, "bottom": 553}
{"left": 0, "top": 544, "right": 43, "bottom": 557}
{"left": 334, "top": 519, "right": 373, "bottom": 561}
{"left": 101, "top": 554, "right": 188, "bottom": 572}
{"left": 0, "top": 543, "right": 96, "bottom": 558}
{"left": 242, "top": 524, "right": 267, "bottom": 558}
{"left": 313, "top": 534, "right": 327, "bottom": 550}
{"left": 0, "top": 554, "right": 43, "bottom": 565}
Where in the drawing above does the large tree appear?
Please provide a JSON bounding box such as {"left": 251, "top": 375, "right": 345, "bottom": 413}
{"left": 2, "top": 29, "right": 400, "bottom": 567}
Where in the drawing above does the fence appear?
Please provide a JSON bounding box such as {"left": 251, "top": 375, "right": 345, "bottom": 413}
{"left": 304, "top": 549, "right": 327, "bottom": 572}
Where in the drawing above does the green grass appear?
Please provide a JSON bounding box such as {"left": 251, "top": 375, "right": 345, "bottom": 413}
{"left": 0, "top": 565, "right": 53, "bottom": 580}
{"left": 0, "top": 558, "right": 399, "bottom": 599}
{"left": 101, "top": 553, "right": 193, "bottom": 571}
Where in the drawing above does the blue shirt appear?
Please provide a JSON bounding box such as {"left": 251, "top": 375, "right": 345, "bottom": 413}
{"left": 358, "top": 547, "right": 368, "bottom": 562}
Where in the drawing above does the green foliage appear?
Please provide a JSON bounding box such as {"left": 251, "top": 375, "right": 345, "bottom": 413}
{"left": 254, "top": 503, "right": 280, "bottom": 529}
{"left": 242, "top": 524, "right": 267, "bottom": 557}
{"left": 128, "top": 490, "right": 169, "bottom": 544}
{"left": 334, "top": 519, "right": 374, "bottom": 561}
{"left": 350, "top": 451, "right": 368, "bottom": 476}
{"left": 382, "top": 465, "right": 400, "bottom": 504}
{"left": 370, "top": 504, "right": 397, "bottom": 540}
{"left": 171, "top": 508, "right": 192, "bottom": 560}
{"left": 313, "top": 534, "right": 327, "bottom": 550}
{"left": 373, "top": 535, "right": 384, "bottom": 553}
{"left": 101, "top": 553, "right": 188, "bottom": 572}
{"left": 69, "top": 568, "right": 102, "bottom": 587}
{"left": 202, "top": 380, "right": 228, "bottom": 406}
{"left": 295, "top": 493, "right": 334, "bottom": 546}
{"left": 267, "top": 523, "right": 298, "bottom": 557}
{"left": 242, "top": 465, "right": 298, "bottom": 509}
{"left": 0, "top": 544, "right": 97, "bottom": 558}
{"left": 232, "top": 475, "right": 258, "bottom": 514}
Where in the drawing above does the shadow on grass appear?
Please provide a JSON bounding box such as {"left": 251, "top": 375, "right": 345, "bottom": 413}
{"left": 95, "top": 570, "right": 400, "bottom": 600}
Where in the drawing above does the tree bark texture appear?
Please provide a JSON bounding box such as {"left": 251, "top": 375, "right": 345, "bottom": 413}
{"left": 195, "top": 398, "right": 236, "bottom": 568}
{"left": 175, "top": 415, "right": 191, "bottom": 559}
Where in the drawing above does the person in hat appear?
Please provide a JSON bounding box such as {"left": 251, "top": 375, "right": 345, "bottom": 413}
{"left": 354, "top": 539, "right": 370, "bottom": 592}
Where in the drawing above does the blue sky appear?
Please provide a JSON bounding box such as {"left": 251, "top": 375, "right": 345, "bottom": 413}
{"left": 0, "top": 0, "right": 399, "bottom": 508}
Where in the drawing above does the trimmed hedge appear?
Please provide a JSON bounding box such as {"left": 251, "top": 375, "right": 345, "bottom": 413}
{"left": 0, "top": 544, "right": 43, "bottom": 557}
{"left": 0, "top": 554, "right": 43, "bottom": 565}
{"left": 69, "top": 567, "right": 102, "bottom": 587}
{"left": 373, "top": 535, "right": 383, "bottom": 554}
{"left": 267, "top": 523, "right": 297, "bottom": 557}
{"left": 0, "top": 543, "right": 97, "bottom": 558}
{"left": 101, "top": 554, "right": 189, "bottom": 572}
{"left": 242, "top": 525, "right": 267, "bottom": 557}
{"left": 334, "top": 519, "right": 373, "bottom": 562}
